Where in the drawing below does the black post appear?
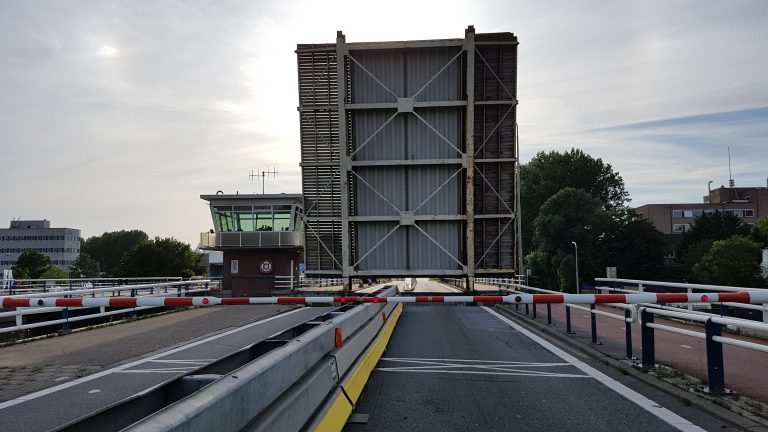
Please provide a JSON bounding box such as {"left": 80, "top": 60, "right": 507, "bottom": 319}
{"left": 532, "top": 303, "right": 537, "bottom": 319}
{"left": 624, "top": 308, "right": 633, "bottom": 359}
{"left": 705, "top": 319, "right": 725, "bottom": 394}
{"left": 547, "top": 304, "right": 552, "bottom": 325}
{"left": 590, "top": 304, "right": 600, "bottom": 344}
{"left": 525, "top": 303, "right": 529, "bottom": 315}
{"left": 566, "top": 306, "right": 575, "bottom": 334}
{"left": 61, "top": 308, "right": 71, "bottom": 334}
{"left": 641, "top": 309, "right": 655, "bottom": 369}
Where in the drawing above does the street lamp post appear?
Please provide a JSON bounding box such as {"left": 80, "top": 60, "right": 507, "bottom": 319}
{"left": 707, "top": 180, "right": 714, "bottom": 200}
{"left": 571, "top": 241, "right": 579, "bottom": 294}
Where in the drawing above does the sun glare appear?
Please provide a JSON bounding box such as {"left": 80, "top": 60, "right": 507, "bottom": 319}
{"left": 98, "top": 45, "right": 119, "bottom": 57}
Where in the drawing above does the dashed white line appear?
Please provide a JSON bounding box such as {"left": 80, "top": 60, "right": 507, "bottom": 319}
{"left": 680, "top": 345, "right": 694, "bottom": 349}
{"left": 52, "top": 376, "right": 69, "bottom": 382}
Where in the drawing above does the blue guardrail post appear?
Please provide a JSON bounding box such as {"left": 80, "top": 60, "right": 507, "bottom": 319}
{"left": 640, "top": 308, "right": 655, "bottom": 369}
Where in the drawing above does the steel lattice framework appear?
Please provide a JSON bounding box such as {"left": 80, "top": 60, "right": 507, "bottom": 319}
{"left": 297, "top": 27, "right": 519, "bottom": 287}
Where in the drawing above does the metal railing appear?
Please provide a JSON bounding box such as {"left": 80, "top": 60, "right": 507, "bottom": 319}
{"left": 640, "top": 307, "right": 768, "bottom": 394}
{"left": 0, "top": 280, "right": 212, "bottom": 336}
{"left": 596, "top": 277, "right": 768, "bottom": 324}
{"left": 2, "top": 277, "right": 185, "bottom": 295}
{"left": 486, "top": 277, "right": 768, "bottom": 394}
{"left": 200, "top": 231, "right": 303, "bottom": 249}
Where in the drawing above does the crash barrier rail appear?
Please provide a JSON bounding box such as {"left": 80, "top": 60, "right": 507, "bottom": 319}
{"left": 0, "top": 280, "right": 212, "bottom": 335}
{"left": 56, "top": 285, "right": 399, "bottom": 432}
{"left": 1, "top": 277, "right": 185, "bottom": 295}
{"left": 299, "top": 277, "right": 345, "bottom": 289}
{"left": 480, "top": 281, "right": 640, "bottom": 358}
{"left": 596, "top": 277, "right": 768, "bottom": 323}
{"left": 639, "top": 307, "right": 768, "bottom": 394}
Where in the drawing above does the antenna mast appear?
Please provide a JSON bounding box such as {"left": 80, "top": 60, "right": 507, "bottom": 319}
{"left": 728, "top": 147, "right": 735, "bottom": 188}
{"left": 249, "top": 167, "right": 279, "bottom": 194}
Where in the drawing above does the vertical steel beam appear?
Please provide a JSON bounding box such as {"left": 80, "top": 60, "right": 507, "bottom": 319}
{"left": 336, "top": 31, "right": 351, "bottom": 290}
{"left": 464, "top": 26, "right": 476, "bottom": 292}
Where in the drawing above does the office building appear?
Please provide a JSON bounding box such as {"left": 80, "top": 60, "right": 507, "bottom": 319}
{"left": 0, "top": 219, "right": 81, "bottom": 271}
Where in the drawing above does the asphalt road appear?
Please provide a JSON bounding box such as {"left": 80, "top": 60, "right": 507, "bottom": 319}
{"left": 345, "top": 305, "right": 735, "bottom": 432}
{"left": 0, "top": 305, "right": 329, "bottom": 432}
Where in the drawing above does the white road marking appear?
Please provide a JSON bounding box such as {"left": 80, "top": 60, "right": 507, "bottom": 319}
{"left": 117, "top": 368, "right": 196, "bottom": 374}
{"left": 484, "top": 307, "right": 706, "bottom": 432}
{"left": 146, "top": 359, "right": 214, "bottom": 364}
{"left": 680, "top": 345, "right": 694, "bottom": 349}
{"left": 375, "top": 358, "right": 586, "bottom": 378}
{"left": 53, "top": 376, "right": 69, "bottom": 382}
{"left": 0, "top": 307, "right": 312, "bottom": 410}
{"left": 87, "top": 389, "right": 101, "bottom": 394}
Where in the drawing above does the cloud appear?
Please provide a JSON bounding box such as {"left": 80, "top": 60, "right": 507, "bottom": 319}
{"left": 1, "top": 0, "right": 766, "bottom": 246}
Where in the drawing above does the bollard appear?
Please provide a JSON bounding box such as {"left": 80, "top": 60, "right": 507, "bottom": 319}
{"left": 565, "top": 306, "right": 575, "bottom": 334}
{"left": 590, "top": 304, "right": 600, "bottom": 345}
{"left": 624, "top": 309, "right": 633, "bottom": 359}
{"left": 532, "top": 303, "right": 537, "bottom": 319}
{"left": 546, "top": 304, "right": 552, "bottom": 325}
{"left": 640, "top": 309, "right": 655, "bottom": 369}
{"left": 525, "top": 303, "right": 529, "bottom": 315}
{"left": 61, "top": 308, "right": 71, "bottom": 334}
{"left": 705, "top": 319, "right": 725, "bottom": 394}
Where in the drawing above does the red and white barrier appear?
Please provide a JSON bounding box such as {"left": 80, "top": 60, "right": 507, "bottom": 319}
{"left": 3, "top": 291, "right": 768, "bottom": 309}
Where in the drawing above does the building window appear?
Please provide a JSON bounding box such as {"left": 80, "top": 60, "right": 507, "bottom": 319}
{"left": 231, "top": 259, "right": 239, "bottom": 274}
{"left": 672, "top": 210, "right": 683, "bottom": 218}
{"left": 672, "top": 223, "right": 691, "bottom": 233}
{"left": 745, "top": 209, "right": 754, "bottom": 217}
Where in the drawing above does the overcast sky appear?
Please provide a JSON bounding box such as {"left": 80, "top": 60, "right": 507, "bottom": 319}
{"left": 1, "top": 0, "right": 766, "bottom": 246}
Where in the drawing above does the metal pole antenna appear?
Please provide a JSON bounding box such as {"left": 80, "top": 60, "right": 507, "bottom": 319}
{"left": 249, "top": 167, "right": 279, "bottom": 194}
{"left": 572, "top": 241, "right": 579, "bottom": 294}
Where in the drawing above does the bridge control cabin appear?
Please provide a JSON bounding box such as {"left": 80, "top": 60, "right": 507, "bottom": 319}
{"left": 200, "top": 194, "right": 303, "bottom": 296}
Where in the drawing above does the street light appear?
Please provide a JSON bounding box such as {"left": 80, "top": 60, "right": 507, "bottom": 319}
{"left": 707, "top": 180, "right": 714, "bottom": 200}
{"left": 571, "top": 241, "right": 579, "bottom": 294}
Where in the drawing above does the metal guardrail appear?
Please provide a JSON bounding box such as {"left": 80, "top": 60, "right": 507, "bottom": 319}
{"left": 596, "top": 277, "right": 768, "bottom": 323}
{"left": 0, "top": 280, "right": 213, "bottom": 335}
{"left": 640, "top": 307, "right": 768, "bottom": 394}
{"left": 2, "top": 277, "right": 185, "bottom": 296}
{"left": 120, "top": 285, "right": 399, "bottom": 432}
{"left": 487, "top": 277, "right": 768, "bottom": 394}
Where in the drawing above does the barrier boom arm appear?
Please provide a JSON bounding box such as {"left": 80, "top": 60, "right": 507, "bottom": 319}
{"left": 3, "top": 292, "right": 768, "bottom": 309}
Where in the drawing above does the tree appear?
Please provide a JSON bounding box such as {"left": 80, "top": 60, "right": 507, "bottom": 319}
{"left": 12, "top": 251, "right": 53, "bottom": 279}
{"left": 605, "top": 210, "right": 668, "bottom": 280}
{"left": 693, "top": 236, "right": 765, "bottom": 287}
{"left": 81, "top": 230, "right": 148, "bottom": 276}
{"left": 528, "top": 188, "right": 610, "bottom": 291}
{"left": 681, "top": 211, "right": 749, "bottom": 251}
{"left": 69, "top": 253, "right": 101, "bottom": 278}
{"left": 520, "top": 148, "right": 629, "bottom": 255}
{"left": 41, "top": 266, "right": 69, "bottom": 279}
{"left": 752, "top": 215, "right": 768, "bottom": 247}
{"left": 117, "top": 237, "right": 206, "bottom": 278}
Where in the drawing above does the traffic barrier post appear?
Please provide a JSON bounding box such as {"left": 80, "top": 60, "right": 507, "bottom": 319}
{"left": 641, "top": 308, "right": 655, "bottom": 369}
{"left": 705, "top": 319, "right": 725, "bottom": 394}
{"left": 546, "top": 304, "right": 552, "bottom": 325}
{"left": 590, "top": 303, "right": 600, "bottom": 345}
{"left": 624, "top": 308, "right": 633, "bottom": 359}
{"left": 566, "top": 306, "right": 574, "bottom": 334}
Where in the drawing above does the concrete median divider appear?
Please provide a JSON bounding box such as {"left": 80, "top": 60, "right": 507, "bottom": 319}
{"left": 120, "top": 286, "right": 401, "bottom": 432}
